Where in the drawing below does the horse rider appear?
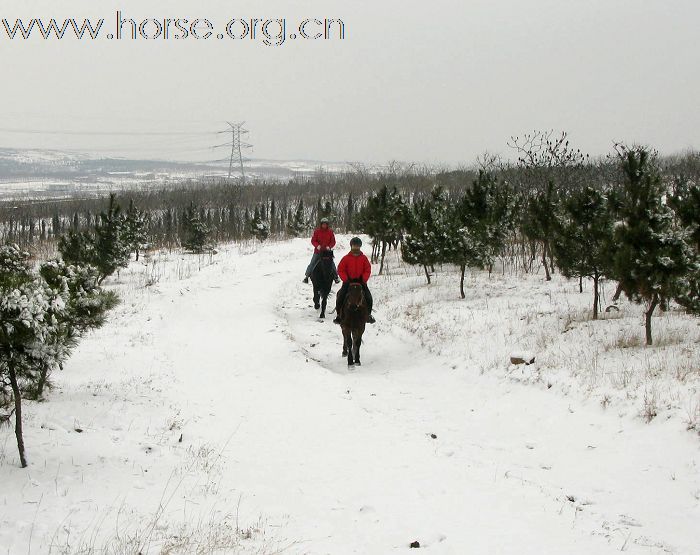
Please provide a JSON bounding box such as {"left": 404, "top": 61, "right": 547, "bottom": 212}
{"left": 333, "top": 236, "right": 376, "bottom": 324}
{"left": 303, "top": 217, "right": 340, "bottom": 284}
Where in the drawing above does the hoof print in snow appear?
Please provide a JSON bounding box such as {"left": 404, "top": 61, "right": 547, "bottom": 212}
{"left": 178, "top": 433, "right": 183, "bottom": 443}
{"left": 410, "top": 540, "right": 421, "bottom": 548}
{"left": 74, "top": 427, "right": 83, "bottom": 433}
{"left": 510, "top": 352, "right": 535, "bottom": 365}
{"left": 430, "top": 433, "right": 437, "bottom": 439}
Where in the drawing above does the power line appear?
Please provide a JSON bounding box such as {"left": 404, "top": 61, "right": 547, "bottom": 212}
{"left": 0, "top": 127, "right": 217, "bottom": 136}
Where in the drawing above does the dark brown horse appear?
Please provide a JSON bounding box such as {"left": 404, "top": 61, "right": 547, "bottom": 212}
{"left": 310, "top": 250, "right": 335, "bottom": 319}
{"left": 340, "top": 282, "right": 367, "bottom": 366}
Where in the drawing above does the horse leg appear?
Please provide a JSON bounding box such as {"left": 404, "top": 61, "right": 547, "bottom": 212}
{"left": 320, "top": 296, "right": 327, "bottom": 319}
{"left": 345, "top": 330, "right": 354, "bottom": 366}
{"left": 353, "top": 329, "right": 362, "bottom": 366}
{"left": 342, "top": 327, "right": 348, "bottom": 357}
{"left": 313, "top": 288, "right": 320, "bottom": 310}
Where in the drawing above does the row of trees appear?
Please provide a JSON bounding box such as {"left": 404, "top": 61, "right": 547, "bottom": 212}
{"left": 0, "top": 181, "right": 365, "bottom": 251}
{"left": 358, "top": 145, "right": 700, "bottom": 346}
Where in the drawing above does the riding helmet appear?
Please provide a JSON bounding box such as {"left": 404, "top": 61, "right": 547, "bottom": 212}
{"left": 350, "top": 237, "right": 362, "bottom": 246}
{"left": 320, "top": 217, "right": 330, "bottom": 224}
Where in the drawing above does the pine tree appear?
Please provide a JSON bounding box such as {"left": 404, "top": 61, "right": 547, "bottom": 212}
{"left": 402, "top": 188, "right": 453, "bottom": 283}
{"left": 181, "top": 202, "right": 212, "bottom": 253}
{"left": 346, "top": 193, "right": 355, "bottom": 231}
{"left": 551, "top": 187, "right": 615, "bottom": 319}
{"left": 521, "top": 182, "right": 559, "bottom": 281}
{"left": 124, "top": 199, "right": 149, "bottom": 261}
{"left": 93, "top": 194, "right": 131, "bottom": 283}
{"left": 1, "top": 244, "right": 117, "bottom": 468}
{"left": 269, "top": 200, "right": 277, "bottom": 236}
{"left": 456, "top": 171, "right": 516, "bottom": 276}
{"left": 356, "top": 186, "right": 406, "bottom": 274}
{"left": 250, "top": 206, "right": 270, "bottom": 242}
{"left": 287, "top": 200, "right": 307, "bottom": 237}
{"left": 612, "top": 146, "right": 698, "bottom": 345}
{"left": 51, "top": 213, "right": 62, "bottom": 238}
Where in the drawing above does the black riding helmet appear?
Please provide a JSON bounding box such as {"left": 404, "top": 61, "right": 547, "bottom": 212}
{"left": 350, "top": 237, "right": 362, "bottom": 247}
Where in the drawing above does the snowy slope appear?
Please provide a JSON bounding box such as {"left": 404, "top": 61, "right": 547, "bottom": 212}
{"left": 1, "top": 238, "right": 699, "bottom": 554}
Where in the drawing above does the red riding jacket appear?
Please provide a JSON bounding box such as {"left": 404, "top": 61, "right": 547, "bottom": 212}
{"left": 311, "top": 227, "right": 336, "bottom": 253}
{"left": 338, "top": 252, "right": 372, "bottom": 284}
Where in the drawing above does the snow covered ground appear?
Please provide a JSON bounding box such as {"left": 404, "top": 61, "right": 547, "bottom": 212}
{"left": 1, "top": 237, "right": 699, "bottom": 554}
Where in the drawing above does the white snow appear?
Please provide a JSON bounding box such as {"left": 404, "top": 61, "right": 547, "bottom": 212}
{"left": 1, "top": 237, "right": 699, "bottom": 554}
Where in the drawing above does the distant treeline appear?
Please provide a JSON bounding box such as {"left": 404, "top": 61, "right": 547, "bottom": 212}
{"left": 1, "top": 133, "right": 698, "bottom": 256}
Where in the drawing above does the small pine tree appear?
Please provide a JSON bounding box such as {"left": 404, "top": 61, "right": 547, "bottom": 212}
{"left": 346, "top": 193, "right": 355, "bottom": 231}
{"left": 287, "top": 200, "right": 307, "bottom": 237}
{"left": 181, "top": 202, "right": 213, "bottom": 253}
{"left": 521, "top": 182, "right": 559, "bottom": 281}
{"left": 356, "top": 186, "right": 406, "bottom": 273}
{"left": 1, "top": 244, "right": 117, "bottom": 468}
{"left": 93, "top": 194, "right": 131, "bottom": 283}
{"left": 401, "top": 188, "right": 452, "bottom": 283}
{"left": 456, "top": 171, "right": 516, "bottom": 276}
{"left": 401, "top": 189, "right": 445, "bottom": 284}
{"left": 613, "top": 146, "right": 698, "bottom": 345}
{"left": 124, "top": 199, "right": 149, "bottom": 261}
{"left": 250, "top": 206, "right": 270, "bottom": 242}
{"left": 269, "top": 200, "right": 277, "bottom": 236}
{"left": 551, "top": 186, "right": 615, "bottom": 319}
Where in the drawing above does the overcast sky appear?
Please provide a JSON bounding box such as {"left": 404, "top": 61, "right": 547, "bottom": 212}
{"left": 1, "top": 0, "right": 698, "bottom": 165}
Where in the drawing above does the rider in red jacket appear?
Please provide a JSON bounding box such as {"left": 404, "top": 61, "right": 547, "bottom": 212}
{"left": 303, "top": 218, "right": 340, "bottom": 283}
{"left": 333, "top": 236, "right": 375, "bottom": 324}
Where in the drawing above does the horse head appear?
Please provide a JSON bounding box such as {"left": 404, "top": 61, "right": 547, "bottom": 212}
{"left": 346, "top": 283, "right": 366, "bottom": 312}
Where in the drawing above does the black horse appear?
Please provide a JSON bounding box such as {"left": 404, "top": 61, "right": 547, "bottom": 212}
{"left": 340, "top": 282, "right": 367, "bottom": 366}
{"left": 310, "top": 250, "right": 335, "bottom": 319}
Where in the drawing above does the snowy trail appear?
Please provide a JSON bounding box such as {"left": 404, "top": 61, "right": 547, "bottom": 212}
{"left": 2, "top": 238, "right": 698, "bottom": 554}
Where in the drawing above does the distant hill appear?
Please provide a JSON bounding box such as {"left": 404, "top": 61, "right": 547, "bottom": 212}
{"left": 0, "top": 147, "right": 351, "bottom": 200}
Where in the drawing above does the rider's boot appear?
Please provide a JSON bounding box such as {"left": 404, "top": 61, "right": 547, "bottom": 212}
{"left": 334, "top": 276, "right": 341, "bottom": 284}
{"left": 302, "top": 276, "right": 309, "bottom": 284}
{"left": 333, "top": 307, "right": 342, "bottom": 324}
{"left": 367, "top": 310, "right": 376, "bottom": 324}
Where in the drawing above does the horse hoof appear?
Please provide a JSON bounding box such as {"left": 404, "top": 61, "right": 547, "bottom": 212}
{"left": 314, "top": 304, "right": 320, "bottom": 310}
{"left": 342, "top": 351, "right": 347, "bottom": 357}
{"left": 355, "top": 361, "right": 362, "bottom": 366}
